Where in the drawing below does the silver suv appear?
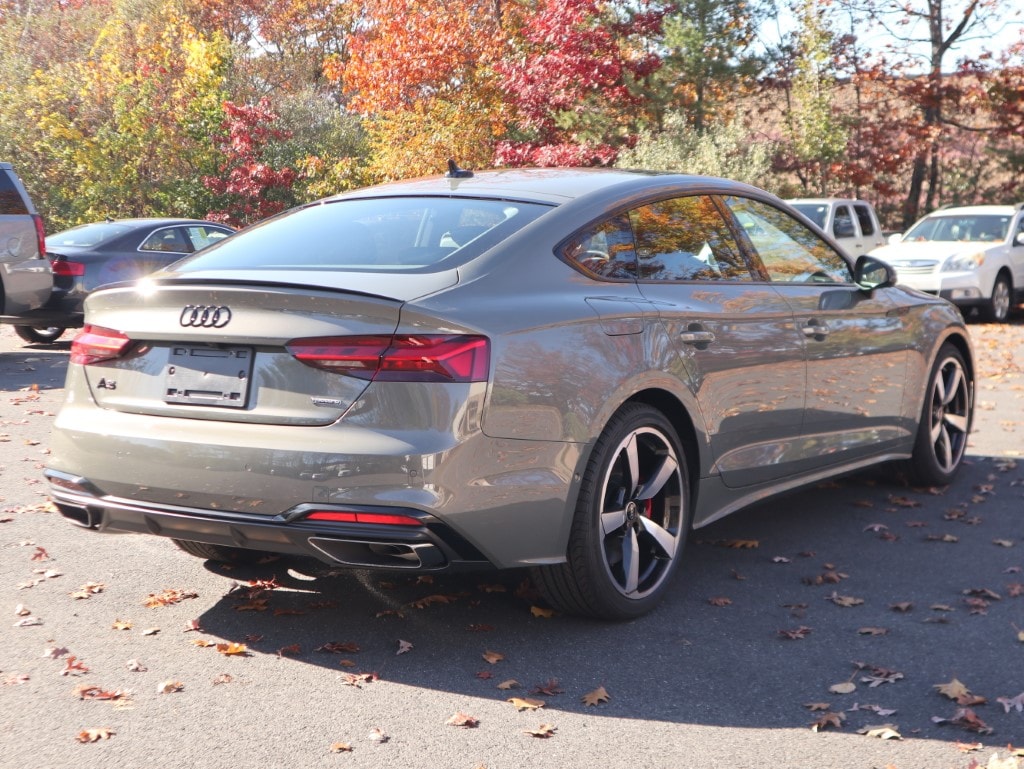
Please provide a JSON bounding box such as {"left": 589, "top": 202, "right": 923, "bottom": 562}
{"left": 0, "top": 163, "right": 53, "bottom": 322}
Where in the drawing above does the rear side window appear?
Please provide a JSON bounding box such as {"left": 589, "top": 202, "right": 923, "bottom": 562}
{"left": 185, "top": 226, "right": 231, "bottom": 251}
{"left": 560, "top": 213, "right": 637, "bottom": 279}
{"left": 629, "top": 196, "right": 751, "bottom": 282}
{"left": 854, "top": 204, "right": 876, "bottom": 236}
{"left": 140, "top": 227, "right": 191, "bottom": 253}
{"left": 172, "top": 197, "right": 550, "bottom": 273}
{"left": 0, "top": 172, "right": 29, "bottom": 215}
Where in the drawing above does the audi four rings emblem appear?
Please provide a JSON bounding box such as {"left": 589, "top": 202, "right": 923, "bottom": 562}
{"left": 179, "top": 305, "right": 232, "bottom": 328}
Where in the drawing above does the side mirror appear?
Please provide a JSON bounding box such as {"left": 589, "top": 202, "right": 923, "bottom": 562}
{"left": 854, "top": 254, "right": 896, "bottom": 290}
{"left": 1015, "top": 232, "right": 1024, "bottom": 247}
{"left": 887, "top": 232, "right": 903, "bottom": 245}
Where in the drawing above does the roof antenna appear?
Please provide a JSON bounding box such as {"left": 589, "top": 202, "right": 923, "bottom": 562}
{"left": 445, "top": 159, "right": 473, "bottom": 179}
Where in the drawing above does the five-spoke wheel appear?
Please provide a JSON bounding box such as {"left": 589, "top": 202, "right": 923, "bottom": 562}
{"left": 533, "top": 404, "right": 689, "bottom": 620}
{"left": 908, "top": 343, "right": 972, "bottom": 486}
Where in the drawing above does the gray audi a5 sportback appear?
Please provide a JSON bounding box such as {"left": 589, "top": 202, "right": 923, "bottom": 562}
{"left": 45, "top": 168, "right": 974, "bottom": 619}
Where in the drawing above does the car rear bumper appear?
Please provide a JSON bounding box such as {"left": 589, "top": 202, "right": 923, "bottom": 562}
{"left": 46, "top": 469, "right": 492, "bottom": 571}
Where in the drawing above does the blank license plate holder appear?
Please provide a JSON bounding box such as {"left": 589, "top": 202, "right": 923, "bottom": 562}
{"left": 164, "top": 345, "right": 253, "bottom": 409}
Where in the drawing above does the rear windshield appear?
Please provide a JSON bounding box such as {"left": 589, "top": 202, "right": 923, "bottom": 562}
{"left": 47, "top": 222, "right": 133, "bottom": 248}
{"left": 171, "top": 196, "right": 551, "bottom": 274}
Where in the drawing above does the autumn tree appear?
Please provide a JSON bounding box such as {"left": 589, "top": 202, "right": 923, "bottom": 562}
{"left": 202, "top": 99, "right": 298, "bottom": 226}
{"left": 332, "top": 0, "right": 510, "bottom": 180}
{"left": 495, "top": 0, "right": 663, "bottom": 167}
{"left": 848, "top": 0, "right": 1021, "bottom": 226}
{"left": 787, "top": 0, "right": 849, "bottom": 195}
{"left": 650, "top": 0, "right": 765, "bottom": 132}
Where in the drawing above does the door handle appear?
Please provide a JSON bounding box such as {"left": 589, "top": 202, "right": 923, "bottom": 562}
{"left": 801, "top": 321, "right": 831, "bottom": 338}
{"left": 680, "top": 330, "right": 715, "bottom": 345}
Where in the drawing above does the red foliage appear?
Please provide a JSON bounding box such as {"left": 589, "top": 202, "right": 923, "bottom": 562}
{"left": 203, "top": 99, "right": 296, "bottom": 227}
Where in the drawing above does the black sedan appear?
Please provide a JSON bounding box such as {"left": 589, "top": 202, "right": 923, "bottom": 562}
{"left": 13, "top": 218, "right": 234, "bottom": 343}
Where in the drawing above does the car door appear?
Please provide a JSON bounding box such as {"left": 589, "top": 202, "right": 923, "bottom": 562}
{"left": 721, "top": 196, "right": 911, "bottom": 467}
{"left": 626, "top": 194, "right": 808, "bottom": 487}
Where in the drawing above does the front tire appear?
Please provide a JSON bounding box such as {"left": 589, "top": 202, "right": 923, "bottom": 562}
{"left": 906, "top": 343, "right": 972, "bottom": 486}
{"left": 980, "top": 273, "right": 1011, "bottom": 322}
{"left": 14, "top": 325, "right": 66, "bottom": 344}
{"left": 532, "top": 404, "right": 690, "bottom": 620}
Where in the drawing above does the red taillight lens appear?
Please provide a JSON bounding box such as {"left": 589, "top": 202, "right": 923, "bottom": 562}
{"left": 287, "top": 335, "right": 489, "bottom": 383}
{"left": 305, "top": 511, "right": 422, "bottom": 526}
{"left": 32, "top": 214, "right": 46, "bottom": 260}
{"left": 51, "top": 259, "right": 85, "bottom": 276}
{"left": 70, "top": 325, "right": 135, "bottom": 365}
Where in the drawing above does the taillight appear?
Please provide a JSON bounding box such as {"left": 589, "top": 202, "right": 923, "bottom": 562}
{"left": 287, "top": 335, "right": 489, "bottom": 383}
{"left": 70, "top": 325, "right": 135, "bottom": 365}
{"left": 31, "top": 214, "right": 45, "bottom": 260}
{"left": 51, "top": 259, "right": 85, "bottom": 277}
{"left": 305, "top": 510, "right": 422, "bottom": 526}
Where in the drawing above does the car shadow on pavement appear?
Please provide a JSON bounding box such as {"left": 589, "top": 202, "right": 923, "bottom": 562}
{"left": 189, "top": 456, "right": 1024, "bottom": 744}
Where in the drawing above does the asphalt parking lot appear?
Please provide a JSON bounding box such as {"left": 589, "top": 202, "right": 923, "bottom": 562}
{"left": 1, "top": 319, "right": 1022, "bottom": 769}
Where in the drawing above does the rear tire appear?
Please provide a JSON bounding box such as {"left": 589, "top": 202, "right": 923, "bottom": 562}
{"left": 532, "top": 404, "right": 690, "bottom": 620}
{"left": 172, "top": 539, "right": 267, "bottom": 564}
{"left": 906, "top": 343, "right": 972, "bottom": 486}
{"left": 14, "top": 325, "right": 66, "bottom": 344}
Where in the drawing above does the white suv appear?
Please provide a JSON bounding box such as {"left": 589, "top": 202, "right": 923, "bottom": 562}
{"left": 0, "top": 162, "right": 52, "bottom": 317}
{"left": 872, "top": 204, "right": 1024, "bottom": 322}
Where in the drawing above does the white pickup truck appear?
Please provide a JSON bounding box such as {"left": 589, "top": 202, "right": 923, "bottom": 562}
{"left": 787, "top": 198, "right": 886, "bottom": 256}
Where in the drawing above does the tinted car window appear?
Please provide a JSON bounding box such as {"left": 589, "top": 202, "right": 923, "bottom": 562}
{"left": 833, "top": 205, "right": 855, "bottom": 237}
{"left": 723, "top": 196, "right": 851, "bottom": 283}
{"left": 629, "top": 196, "right": 751, "bottom": 282}
{"left": 0, "top": 172, "right": 29, "bottom": 215}
{"left": 854, "top": 203, "right": 876, "bottom": 236}
{"left": 560, "top": 213, "right": 637, "bottom": 279}
{"left": 173, "top": 197, "right": 550, "bottom": 273}
{"left": 140, "top": 227, "right": 191, "bottom": 253}
{"left": 789, "top": 203, "right": 826, "bottom": 229}
{"left": 47, "top": 222, "right": 133, "bottom": 248}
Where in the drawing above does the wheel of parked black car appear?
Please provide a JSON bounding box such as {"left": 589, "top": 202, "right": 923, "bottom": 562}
{"left": 981, "top": 273, "right": 1012, "bottom": 323}
{"left": 532, "top": 404, "right": 690, "bottom": 620}
{"left": 14, "top": 325, "right": 66, "bottom": 344}
{"left": 906, "top": 343, "right": 972, "bottom": 487}
{"left": 172, "top": 539, "right": 267, "bottom": 564}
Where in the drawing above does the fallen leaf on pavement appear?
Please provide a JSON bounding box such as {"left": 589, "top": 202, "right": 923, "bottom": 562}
{"left": 523, "top": 723, "right": 557, "bottom": 738}
{"left": 329, "top": 742, "right": 352, "bottom": 753}
{"left": 858, "top": 627, "right": 888, "bottom": 636}
{"left": 811, "top": 711, "right": 845, "bottom": 731}
{"left": 111, "top": 619, "right": 132, "bottom": 631}
{"left": 396, "top": 639, "right": 413, "bottom": 655}
{"left": 829, "top": 682, "right": 857, "bottom": 695}
{"left": 857, "top": 724, "right": 902, "bottom": 740}
{"left": 76, "top": 727, "right": 114, "bottom": 743}
{"left": 156, "top": 680, "right": 184, "bottom": 694}
{"left": 508, "top": 697, "right": 545, "bottom": 711}
{"left": 778, "top": 626, "right": 812, "bottom": 640}
{"left": 482, "top": 650, "right": 504, "bottom": 664}
{"left": 582, "top": 686, "right": 610, "bottom": 706}
{"left": 445, "top": 712, "right": 479, "bottom": 728}
{"left": 367, "top": 727, "right": 388, "bottom": 743}
{"left": 530, "top": 605, "right": 556, "bottom": 618}
{"left": 931, "top": 708, "right": 993, "bottom": 735}
{"left": 215, "top": 643, "right": 248, "bottom": 656}
{"left": 997, "top": 692, "right": 1024, "bottom": 713}
{"left": 73, "top": 684, "right": 126, "bottom": 701}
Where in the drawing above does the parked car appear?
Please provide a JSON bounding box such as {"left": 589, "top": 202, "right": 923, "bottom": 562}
{"left": 46, "top": 168, "right": 974, "bottom": 620}
{"left": 871, "top": 204, "right": 1024, "bottom": 322}
{"left": 0, "top": 162, "right": 53, "bottom": 322}
{"left": 11, "top": 218, "right": 235, "bottom": 343}
{"left": 787, "top": 198, "right": 886, "bottom": 256}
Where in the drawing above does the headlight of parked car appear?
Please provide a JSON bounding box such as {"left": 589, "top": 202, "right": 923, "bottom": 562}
{"left": 942, "top": 252, "right": 986, "bottom": 271}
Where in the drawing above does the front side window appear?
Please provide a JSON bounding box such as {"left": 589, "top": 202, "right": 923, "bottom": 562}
{"left": 628, "top": 196, "right": 752, "bottom": 282}
{"left": 723, "top": 196, "right": 851, "bottom": 284}
{"left": 854, "top": 204, "right": 876, "bottom": 236}
{"left": 172, "top": 197, "right": 550, "bottom": 273}
{"left": 140, "top": 227, "right": 191, "bottom": 254}
{"left": 833, "top": 205, "right": 855, "bottom": 238}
